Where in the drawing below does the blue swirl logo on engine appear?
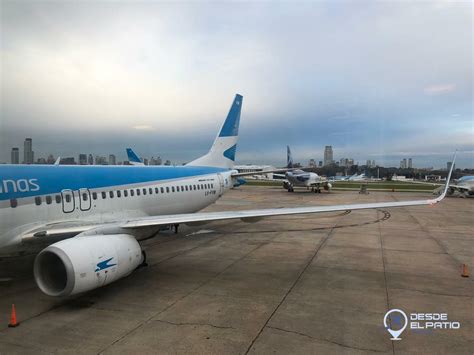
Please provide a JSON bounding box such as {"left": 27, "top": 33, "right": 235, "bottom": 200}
{"left": 95, "top": 257, "right": 117, "bottom": 272}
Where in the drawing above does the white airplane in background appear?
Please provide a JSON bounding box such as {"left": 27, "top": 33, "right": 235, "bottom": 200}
{"left": 415, "top": 175, "right": 474, "bottom": 197}
{"left": 0, "top": 94, "right": 456, "bottom": 297}
{"left": 279, "top": 146, "right": 332, "bottom": 193}
{"left": 348, "top": 173, "right": 367, "bottom": 181}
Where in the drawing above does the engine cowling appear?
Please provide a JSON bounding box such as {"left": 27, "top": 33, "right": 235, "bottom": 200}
{"left": 34, "top": 234, "right": 143, "bottom": 297}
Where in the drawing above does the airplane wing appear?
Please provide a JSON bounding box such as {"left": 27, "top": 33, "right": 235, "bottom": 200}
{"left": 121, "top": 196, "right": 442, "bottom": 229}
{"left": 122, "top": 153, "right": 456, "bottom": 229}
{"left": 231, "top": 169, "right": 293, "bottom": 178}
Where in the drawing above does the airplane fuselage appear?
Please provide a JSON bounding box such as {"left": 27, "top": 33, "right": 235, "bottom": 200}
{"left": 0, "top": 164, "right": 234, "bottom": 254}
{"left": 285, "top": 171, "right": 322, "bottom": 187}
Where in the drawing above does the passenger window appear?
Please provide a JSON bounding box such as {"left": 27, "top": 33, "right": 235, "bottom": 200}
{"left": 35, "top": 196, "right": 42, "bottom": 206}
{"left": 143, "top": 188, "right": 147, "bottom": 195}
{"left": 109, "top": 191, "right": 114, "bottom": 198}
{"left": 185, "top": 186, "right": 188, "bottom": 191}
{"left": 181, "top": 186, "right": 185, "bottom": 192}
{"left": 124, "top": 190, "right": 128, "bottom": 197}
{"left": 149, "top": 188, "right": 153, "bottom": 194}
{"left": 161, "top": 187, "right": 164, "bottom": 193}
{"left": 193, "top": 185, "right": 196, "bottom": 190}
{"left": 155, "top": 187, "right": 159, "bottom": 194}
{"left": 92, "top": 192, "right": 97, "bottom": 200}
{"left": 46, "top": 196, "right": 52, "bottom": 204}
{"left": 137, "top": 189, "right": 141, "bottom": 196}
{"left": 10, "top": 199, "right": 17, "bottom": 208}
{"left": 172, "top": 187, "right": 175, "bottom": 192}
{"left": 117, "top": 190, "right": 121, "bottom": 198}
{"left": 201, "top": 184, "right": 204, "bottom": 189}
{"left": 197, "top": 185, "right": 200, "bottom": 190}
{"left": 55, "top": 195, "right": 61, "bottom": 203}
{"left": 82, "top": 193, "right": 88, "bottom": 201}
{"left": 166, "top": 187, "right": 169, "bottom": 193}
{"left": 102, "top": 192, "right": 106, "bottom": 199}
{"left": 65, "top": 194, "right": 71, "bottom": 203}
{"left": 131, "top": 189, "right": 134, "bottom": 197}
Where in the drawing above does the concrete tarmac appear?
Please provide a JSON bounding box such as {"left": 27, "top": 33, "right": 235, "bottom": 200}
{"left": 0, "top": 186, "right": 472, "bottom": 354}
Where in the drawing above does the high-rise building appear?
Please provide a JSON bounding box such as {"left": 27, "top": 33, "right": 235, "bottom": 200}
{"left": 372, "top": 160, "right": 376, "bottom": 167}
{"left": 88, "top": 154, "right": 94, "bottom": 165}
{"left": 11, "top": 148, "right": 19, "bottom": 164}
{"left": 109, "top": 154, "right": 116, "bottom": 165}
{"left": 447, "top": 162, "right": 454, "bottom": 171}
{"left": 79, "top": 154, "right": 87, "bottom": 165}
{"left": 324, "top": 146, "right": 333, "bottom": 166}
{"left": 24, "top": 138, "right": 34, "bottom": 164}
{"left": 318, "top": 161, "right": 323, "bottom": 167}
{"left": 366, "top": 159, "right": 371, "bottom": 167}
{"left": 400, "top": 158, "right": 407, "bottom": 169}
{"left": 95, "top": 156, "right": 107, "bottom": 165}
{"left": 61, "top": 157, "right": 76, "bottom": 165}
{"left": 309, "top": 159, "right": 316, "bottom": 168}
{"left": 47, "top": 155, "right": 56, "bottom": 164}
{"left": 408, "top": 158, "right": 413, "bottom": 169}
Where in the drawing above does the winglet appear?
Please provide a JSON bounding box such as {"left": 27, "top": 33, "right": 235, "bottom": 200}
{"left": 432, "top": 151, "right": 457, "bottom": 203}
{"left": 54, "top": 157, "right": 61, "bottom": 166}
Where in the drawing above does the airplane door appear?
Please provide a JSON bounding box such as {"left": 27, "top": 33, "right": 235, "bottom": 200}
{"left": 217, "top": 173, "right": 225, "bottom": 196}
{"left": 61, "top": 189, "right": 75, "bottom": 213}
{"left": 79, "top": 188, "right": 91, "bottom": 211}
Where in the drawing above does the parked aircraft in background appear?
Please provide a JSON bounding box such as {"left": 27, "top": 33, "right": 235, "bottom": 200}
{"left": 126, "top": 148, "right": 145, "bottom": 166}
{"left": 419, "top": 175, "right": 474, "bottom": 196}
{"left": 0, "top": 94, "right": 456, "bottom": 297}
{"left": 277, "top": 146, "right": 332, "bottom": 193}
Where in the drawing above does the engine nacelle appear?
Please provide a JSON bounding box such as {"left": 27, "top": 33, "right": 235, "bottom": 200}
{"left": 324, "top": 182, "right": 333, "bottom": 191}
{"left": 34, "top": 234, "right": 143, "bottom": 297}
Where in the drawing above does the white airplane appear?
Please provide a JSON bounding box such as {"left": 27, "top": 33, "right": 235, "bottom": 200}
{"left": 0, "top": 94, "right": 456, "bottom": 297}
{"left": 280, "top": 146, "right": 332, "bottom": 193}
{"left": 348, "top": 173, "right": 367, "bottom": 181}
{"left": 417, "top": 175, "right": 474, "bottom": 197}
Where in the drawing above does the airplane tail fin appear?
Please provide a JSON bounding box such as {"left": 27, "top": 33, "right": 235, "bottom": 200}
{"left": 287, "top": 145, "right": 293, "bottom": 168}
{"left": 187, "top": 94, "right": 242, "bottom": 169}
{"left": 126, "top": 148, "right": 144, "bottom": 165}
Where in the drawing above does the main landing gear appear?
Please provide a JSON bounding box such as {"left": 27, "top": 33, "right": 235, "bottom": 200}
{"left": 311, "top": 186, "right": 321, "bottom": 193}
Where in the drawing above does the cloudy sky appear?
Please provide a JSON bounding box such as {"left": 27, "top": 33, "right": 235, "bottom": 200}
{"left": 0, "top": 1, "right": 472, "bottom": 168}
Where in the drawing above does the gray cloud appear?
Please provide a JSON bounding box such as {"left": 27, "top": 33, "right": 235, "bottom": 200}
{"left": 0, "top": 1, "right": 472, "bottom": 167}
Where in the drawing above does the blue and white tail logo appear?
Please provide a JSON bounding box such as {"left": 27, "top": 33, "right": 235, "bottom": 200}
{"left": 126, "top": 148, "right": 144, "bottom": 165}
{"left": 187, "top": 94, "right": 242, "bottom": 169}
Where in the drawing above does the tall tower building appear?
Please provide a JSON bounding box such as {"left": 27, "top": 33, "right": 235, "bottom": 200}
{"left": 324, "top": 146, "right": 333, "bottom": 166}
{"left": 11, "top": 148, "right": 19, "bottom": 164}
{"left": 408, "top": 158, "right": 413, "bottom": 169}
{"left": 88, "top": 154, "right": 94, "bottom": 165}
{"left": 79, "top": 154, "right": 87, "bottom": 165}
{"left": 109, "top": 154, "right": 116, "bottom": 165}
{"left": 24, "top": 138, "right": 34, "bottom": 164}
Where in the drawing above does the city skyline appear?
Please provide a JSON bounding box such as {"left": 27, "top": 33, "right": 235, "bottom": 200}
{"left": 4, "top": 137, "right": 464, "bottom": 171}
{"left": 0, "top": 2, "right": 472, "bottom": 168}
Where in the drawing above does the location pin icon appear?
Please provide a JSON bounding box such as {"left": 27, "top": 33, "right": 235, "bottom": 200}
{"left": 384, "top": 309, "right": 408, "bottom": 340}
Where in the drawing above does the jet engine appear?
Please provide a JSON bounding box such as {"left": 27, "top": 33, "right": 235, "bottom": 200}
{"left": 34, "top": 234, "right": 143, "bottom": 297}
